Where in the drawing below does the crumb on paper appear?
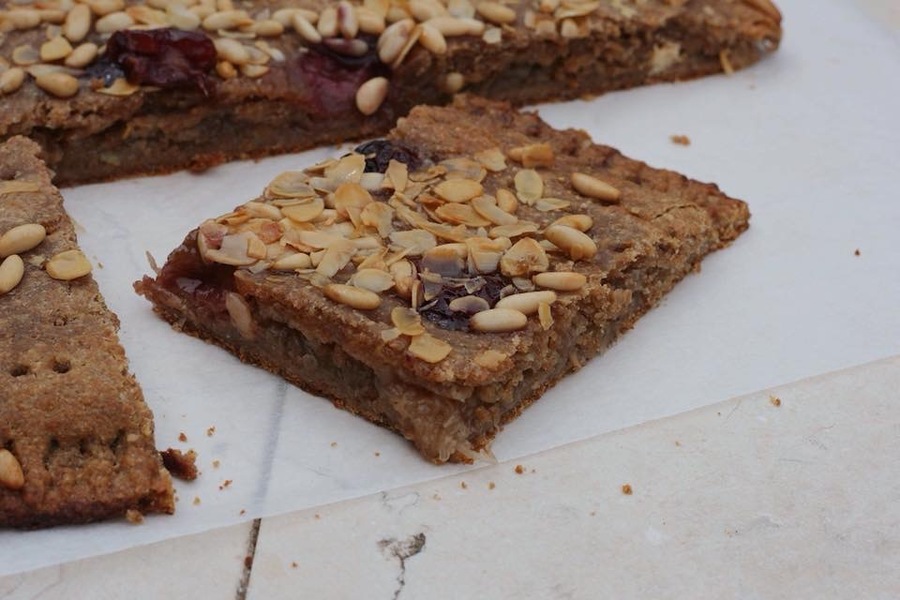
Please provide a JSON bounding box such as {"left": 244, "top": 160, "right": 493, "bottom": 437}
{"left": 719, "top": 49, "right": 734, "bottom": 74}
{"left": 590, "top": 511, "right": 596, "bottom": 517}
{"left": 193, "top": 496, "right": 201, "bottom": 506}
{"left": 206, "top": 426, "right": 216, "bottom": 437}
{"left": 219, "top": 479, "right": 233, "bottom": 491}
{"left": 291, "top": 562, "right": 298, "bottom": 569}
{"left": 330, "top": 441, "right": 337, "bottom": 448}
{"left": 514, "top": 464, "right": 525, "bottom": 475}
{"left": 770, "top": 395, "right": 782, "bottom": 407}
{"left": 670, "top": 134, "right": 691, "bottom": 146}
{"left": 621, "top": 483, "right": 633, "bottom": 495}
{"left": 854, "top": 248, "right": 861, "bottom": 256}
{"left": 460, "top": 481, "right": 468, "bottom": 490}
{"left": 239, "top": 509, "right": 246, "bottom": 516}
{"left": 374, "top": 451, "right": 381, "bottom": 457}
{"left": 161, "top": 448, "right": 199, "bottom": 481}
{"left": 432, "top": 493, "right": 441, "bottom": 501}
{"left": 212, "top": 459, "right": 221, "bottom": 468}
{"left": 488, "top": 482, "right": 496, "bottom": 490}
{"left": 675, "top": 440, "right": 682, "bottom": 447}
{"left": 178, "top": 432, "right": 188, "bottom": 443}
{"left": 125, "top": 509, "right": 144, "bottom": 524}
{"left": 314, "top": 513, "right": 321, "bottom": 520}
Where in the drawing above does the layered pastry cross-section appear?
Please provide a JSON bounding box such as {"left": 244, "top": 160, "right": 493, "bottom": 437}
{"left": 1, "top": 0, "right": 781, "bottom": 184}
{"left": 137, "top": 96, "right": 750, "bottom": 463}
{"left": 0, "top": 137, "right": 174, "bottom": 528}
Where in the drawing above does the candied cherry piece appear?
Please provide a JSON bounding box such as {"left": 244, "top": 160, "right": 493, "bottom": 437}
{"left": 101, "top": 28, "right": 217, "bottom": 95}
{"left": 354, "top": 140, "right": 422, "bottom": 173}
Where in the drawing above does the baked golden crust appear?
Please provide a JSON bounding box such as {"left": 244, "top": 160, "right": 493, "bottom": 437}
{"left": 0, "top": 0, "right": 781, "bottom": 184}
{"left": 0, "top": 136, "right": 174, "bottom": 528}
{"left": 137, "top": 96, "right": 749, "bottom": 462}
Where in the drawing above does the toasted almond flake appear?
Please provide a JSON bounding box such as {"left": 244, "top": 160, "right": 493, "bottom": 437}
{"left": 324, "top": 283, "right": 381, "bottom": 310}
{"left": 0, "top": 223, "right": 46, "bottom": 258}
{"left": 389, "top": 258, "right": 415, "bottom": 298}
{"left": 571, "top": 171, "right": 621, "bottom": 202}
{"left": 0, "top": 255, "right": 26, "bottom": 295}
{"left": 333, "top": 182, "right": 373, "bottom": 214}
{"left": 0, "top": 449, "right": 25, "bottom": 490}
{"left": 495, "top": 188, "right": 518, "bottom": 214}
{"left": 268, "top": 171, "right": 316, "bottom": 199}
{"left": 470, "top": 308, "right": 527, "bottom": 333}
{"left": 391, "top": 306, "right": 426, "bottom": 336}
{"left": 0, "top": 68, "right": 26, "bottom": 94}
{"left": 35, "top": 71, "right": 79, "bottom": 98}
{"left": 348, "top": 267, "right": 393, "bottom": 292}
{"left": 550, "top": 214, "right": 593, "bottom": 232}
{"left": 64, "top": 42, "right": 99, "bottom": 68}
{"left": 514, "top": 169, "right": 544, "bottom": 205}
{"left": 389, "top": 229, "right": 436, "bottom": 256}
{"left": 471, "top": 196, "right": 517, "bottom": 226}
{"left": 474, "top": 349, "right": 507, "bottom": 368}
{"left": 325, "top": 153, "right": 367, "bottom": 185}
{"left": 407, "top": 332, "right": 451, "bottom": 363}
{"left": 500, "top": 237, "right": 549, "bottom": 276}
{"left": 96, "top": 77, "right": 140, "bottom": 96}
{"left": 241, "top": 201, "right": 282, "bottom": 221}
{"left": 434, "top": 203, "right": 491, "bottom": 228}
{"left": 421, "top": 243, "right": 467, "bottom": 276}
{"left": 543, "top": 224, "right": 597, "bottom": 261}
{"left": 496, "top": 290, "right": 557, "bottom": 315}
{"left": 271, "top": 252, "right": 312, "bottom": 270}
{"left": 355, "top": 76, "right": 389, "bottom": 116}
{"left": 476, "top": 1, "right": 517, "bottom": 24}
{"left": 441, "top": 158, "right": 487, "bottom": 182}
{"left": 534, "top": 197, "right": 571, "bottom": 212}
{"left": 381, "top": 327, "right": 402, "bottom": 342}
{"left": 432, "top": 178, "right": 483, "bottom": 203}
{"left": 533, "top": 271, "right": 586, "bottom": 291}
{"left": 315, "top": 238, "right": 356, "bottom": 277}
{"left": 489, "top": 221, "right": 538, "bottom": 239}
{"left": 384, "top": 160, "right": 409, "bottom": 193}
{"left": 473, "top": 148, "right": 507, "bottom": 172}
{"left": 45, "top": 249, "right": 92, "bottom": 280}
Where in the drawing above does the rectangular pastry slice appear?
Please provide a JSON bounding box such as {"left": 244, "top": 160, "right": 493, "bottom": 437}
{"left": 136, "top": 95, "right": 750, "bottom": 463}
{"left": 0, "top": 0, "right": 781, "bottom": 185}
{"left": 0, "top": 137, "right": 174, "bottom": 528}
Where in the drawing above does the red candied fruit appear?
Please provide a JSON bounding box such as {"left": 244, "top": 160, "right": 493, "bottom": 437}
{"left": 102, "top": 28, "right": 217, "bottom": 95}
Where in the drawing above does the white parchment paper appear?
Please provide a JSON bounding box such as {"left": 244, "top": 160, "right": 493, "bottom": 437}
{"left": 2, "top": 0, "right": 898, "bottom": 576}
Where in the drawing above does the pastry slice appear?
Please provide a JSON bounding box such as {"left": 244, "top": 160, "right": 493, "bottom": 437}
{"left": 136, "top": 95, "right": 750, "bottom": 463}
{"left": 0, "top": 0, "right": 781, "bottom": 184}
{"left": 0, "top": 137, "right": 174, "bottom": 528}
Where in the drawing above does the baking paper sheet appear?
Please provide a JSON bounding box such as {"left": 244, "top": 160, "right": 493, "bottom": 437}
{"left": 2, "top": 0, "right": 898, "bottom": 576}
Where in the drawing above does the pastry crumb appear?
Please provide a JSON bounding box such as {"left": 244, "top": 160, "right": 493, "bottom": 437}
{"left": 314, "top": 513, "right": 321, "bottom": 520}
{"left": 488, "top": 481, "right": 496, "bottom": 490}
{"left": 160, "top": 448, "right": 199, "bottom": 481}
{"left": 192, "top": 496, "right": 201, "bottom": 506}
{"left": 206, "top": 426, "right": 216, "bottom": 437}
{"left": 854, "top": 248, "right": 861, "bottom": 256}
{"left": 770, "top": 395, "right": 782, "bottom": 407}
{"left": 670, "top": 134, "right": 691, "bottom": 146}
{"left": 219, "top": 479, "right": 233, "bottom": 490}
{"left": 212, "top": 459, "right": 221, "bottom": 468}
{"left": 330, "top": 441, "right": 337, "bottom": 447}
{"left": 514, "top": 464, "right": 525, "bottom": 474}
{"left": 621, "top": 483, "right": 633, "bottom": 495}
{"left": 125, "top": 509, "right": 144, "bottom": 524}
{"left": 239, "top": 509, "right": 246, "bottom": 516}
{"left": 374, "top": 451, "right": 381, "bottom": 457}
{"left": 178, "top": 432, "right": 188, "bottom": 443}
{"left": 460, "top": 481, "right": 468, "bottom": 489}
{"left": 291, "top": 561, "right": 298, "bottom": 569}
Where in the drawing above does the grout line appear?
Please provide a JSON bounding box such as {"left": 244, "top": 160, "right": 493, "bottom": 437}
{"left": 235, "top": 518, "right": 262, "bottom": 600}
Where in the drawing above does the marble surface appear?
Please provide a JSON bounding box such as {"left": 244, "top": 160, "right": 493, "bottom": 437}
{"left": 1, "top": 0, "right": 898, "bottom": 596}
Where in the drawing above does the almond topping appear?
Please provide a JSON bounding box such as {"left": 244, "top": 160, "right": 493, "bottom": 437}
{"left": 45, "top": 249, "right": 92, "bottom": 280}
{"left": 407, "top": 332, "right": 452, "bottom": 363}
{"left": 0, "top": 449, "right": 25, "bottom": 491}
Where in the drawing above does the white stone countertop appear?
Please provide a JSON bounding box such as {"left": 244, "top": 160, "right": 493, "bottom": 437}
{"left": 2, "top": 1, "right": 898, "bottom": 598}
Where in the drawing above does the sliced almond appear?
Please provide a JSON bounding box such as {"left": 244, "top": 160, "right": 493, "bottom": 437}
{"left": 407, "top": 332, "right": 452, "bottom": 363}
